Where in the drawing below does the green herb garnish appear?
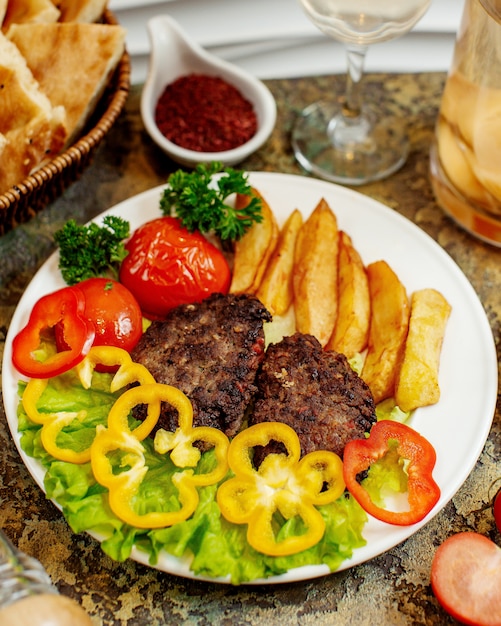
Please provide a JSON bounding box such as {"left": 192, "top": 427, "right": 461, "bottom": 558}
{"left": 160, "top": 162, "right": 263, "bottom": 241}
{"left": 54, "top": 215, "right": 130, "bottom": 285}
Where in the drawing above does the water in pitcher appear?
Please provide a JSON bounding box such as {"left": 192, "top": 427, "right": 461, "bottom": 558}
{"left": 430, "top": 0, "right": 501, "bottom": 245}
{"left": 433, "top": 74, "right": 501, "bottom": 214}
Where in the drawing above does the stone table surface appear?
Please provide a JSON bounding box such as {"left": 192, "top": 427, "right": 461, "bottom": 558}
{"left": 0, "top": 74, "right": 500, "bottom": 625}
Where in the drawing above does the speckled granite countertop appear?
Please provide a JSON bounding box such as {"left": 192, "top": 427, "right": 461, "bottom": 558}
{"left": 0, "top": 75, "right": 500, "bottom": 626}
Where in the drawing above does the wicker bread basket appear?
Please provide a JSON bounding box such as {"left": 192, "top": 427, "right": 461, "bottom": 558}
{"left": 0, "top": 9, "right": 131, "bottom": 235}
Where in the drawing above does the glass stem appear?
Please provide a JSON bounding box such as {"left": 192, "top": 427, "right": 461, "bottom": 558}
{"left": 344, "top": 44, "right": 368, "bottom": 118}
{"left": 328, "top": 43, "right": 373, "bottom": 150}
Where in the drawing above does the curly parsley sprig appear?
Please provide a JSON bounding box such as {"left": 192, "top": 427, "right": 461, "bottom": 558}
{"left": 160, "top": 162, "right": 262, "bottom": 242}
{"left": 54, "top": 215, "right": 130, "bottom": 285}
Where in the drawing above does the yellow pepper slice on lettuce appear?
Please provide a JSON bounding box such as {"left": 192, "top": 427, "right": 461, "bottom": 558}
{"left": 91, "top": 382, "right": 229, "bottom": 529}
{"left": 21, "top": 345, "right": 157, "bottom": 464}
{"left": 216, "top": 422, "right": 345, "bottom": 556}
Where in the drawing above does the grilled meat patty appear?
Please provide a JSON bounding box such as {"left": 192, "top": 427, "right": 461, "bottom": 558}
{"left": 250, "top": 332, "right": 376, "bottom": 459}
{"left": 131, "top": 292, "right": 272, "bottom": 437}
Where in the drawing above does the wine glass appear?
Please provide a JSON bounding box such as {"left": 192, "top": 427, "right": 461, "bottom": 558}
{"left": 292, "top": 0, "right": 431, "bottom": 185}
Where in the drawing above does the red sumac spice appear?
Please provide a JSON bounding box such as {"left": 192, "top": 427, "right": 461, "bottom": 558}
{"left": 154, "top": 73, "right": 258, "bottom": 152}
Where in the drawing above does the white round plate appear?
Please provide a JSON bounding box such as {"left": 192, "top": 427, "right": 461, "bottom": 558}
{"left": 2, "top": 172, "right": 498, "bottom": 584}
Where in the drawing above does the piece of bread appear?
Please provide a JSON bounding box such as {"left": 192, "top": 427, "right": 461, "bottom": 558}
{"left": 7, "top": 22, "right": 126, "bottom": 145}
{"left": 0, "top": 30, "right": 67, "bottom": 192}
{"left": 0, "top": 0, "right": 8, "bottom": 24}
{"left": 2, "top": 0, "right": 60, "bottom": 31}
{"left": 0, "top": 109, "right": 67, "bottom": 192}
{"left": 51, "top": 0, "right": 108, "bottom": 23}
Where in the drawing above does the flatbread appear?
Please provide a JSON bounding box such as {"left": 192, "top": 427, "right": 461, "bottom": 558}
{"left": 0, "top": 31, "right": 67, "bottom": 192}
{"left": 1, "top": 0, "right": 60, "bottom": 31}
{"left": 0, "top": 110, "right": 67, "bottom": 191}
{"left": 7, "top": 22, "right": 126, "bottom": 145}
{"left": 52, "top": 0, "right": 108, "bottom": 23}
{"left": 0, "top": 0, "right": 8, "bottom": 24}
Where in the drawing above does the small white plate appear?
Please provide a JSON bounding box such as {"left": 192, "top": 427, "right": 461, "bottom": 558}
{"left": 140, "top": 15, "right": 277, "bottom": 167}
{"left": 2, "top": 173, "right": 497, "bottom": 584}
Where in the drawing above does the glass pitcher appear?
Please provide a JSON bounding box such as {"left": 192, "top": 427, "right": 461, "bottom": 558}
{"left": 430, "top": 0, "right": 501, "bottom": 246}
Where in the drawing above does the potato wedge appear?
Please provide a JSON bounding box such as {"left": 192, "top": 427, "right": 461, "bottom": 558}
{"left": 361, "top": 260, "right": 410, "bottom": 404}
{"left": 293, "top": 198, "right": 339, "bottom": 347}
{"left": 395, "top": 288, "right": 451, "bottom": 412}
{"left": 256, "top": 208, "right": 303, "bottom": 316}
{"left": 326, "top": 230, "right": 370, "bottom": 358}
{"left": 229, "top": 188, "right": 279, "bottom": 294}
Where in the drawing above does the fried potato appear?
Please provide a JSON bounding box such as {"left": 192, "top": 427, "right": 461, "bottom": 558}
{"left": 229, "top": 188, "right": 279, "bottom": 295}
{"left": 361, "top": 260, "right": 410, "bottom": 404}
{"left": 326, "top": 230, "right": 370, "bottom": 358}
{"left": 395, "top": 288, "right": 451, "bottom": 412}
{"left": 293, "top": 198, "right": 339, "bottom": 347}
{"left": 256, "top": 208, "right": 303, "bottom": 316}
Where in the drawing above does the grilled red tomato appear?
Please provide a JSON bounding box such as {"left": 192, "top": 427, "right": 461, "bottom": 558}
{"left": 55, "top": 278, "right": 143, "bottom": 354}
{"left": 119, "top": 216, "right": 231, "bottom": 319}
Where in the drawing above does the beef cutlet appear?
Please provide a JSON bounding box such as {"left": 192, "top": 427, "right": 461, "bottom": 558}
{"left": 131, "top": 292, "right": 272, "bottom": 437}
{"left": 250, "top": 332, "right": 376, "bottom": 459}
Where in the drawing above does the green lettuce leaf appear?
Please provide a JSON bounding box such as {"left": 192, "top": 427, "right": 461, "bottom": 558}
{"left": 375, "top": 397, "right": 411, "bottom": 423}
{"left": 360, "top": 440, "right": 409, "bottom": 508}
{"left": 17, "top": 372, "right": 368, "bottom": 584}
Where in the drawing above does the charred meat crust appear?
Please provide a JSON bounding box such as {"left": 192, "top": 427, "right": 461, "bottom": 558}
{"left": 131, "top": 292, "right": 272, "bottom": 438}
{"left": 250, "top": 332, "right": 376, "bottom": 459}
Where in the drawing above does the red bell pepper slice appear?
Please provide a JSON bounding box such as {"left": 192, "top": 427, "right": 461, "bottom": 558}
{"left": 343, "top": 420, "right": 440, "bottom": 526}
{"left": 12, "top": 286, "right": 95, "bottom": 379}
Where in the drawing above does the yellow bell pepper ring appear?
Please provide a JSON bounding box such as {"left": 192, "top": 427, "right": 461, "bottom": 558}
{"left": 22, "top": 345, "right": 160, "bottom": 464}
{"left": 75, "top": 345, "right": 160, "bottom": 441}
{"left": 91, "top": 382, "right": 230, "bottom": 529}
{"left": 22, "top": 376, "right": 91, "bottom": 464}
{"left": 216, "top": 422, "right": 346, "bottom": 556}
{"left": 247, "top": 494, "right": 326, "bottom": 557}
{"left": 75, "top": 345, "right": 155, "bottom": 392}
{"left": 153, "top": 393, "right": 230, "bottom": 487}
{"left": 296, "top": 450, "right": 346, "bottom": 507}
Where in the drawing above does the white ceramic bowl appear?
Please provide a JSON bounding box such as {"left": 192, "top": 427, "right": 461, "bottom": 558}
{"left": 140, "top": 15, "right": 277, "bottom": 168}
